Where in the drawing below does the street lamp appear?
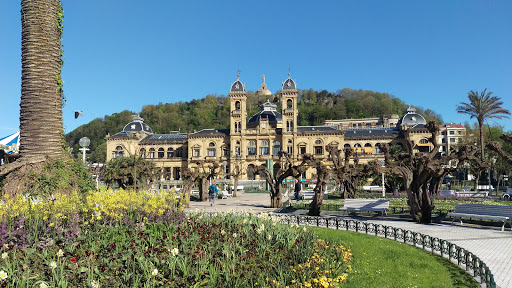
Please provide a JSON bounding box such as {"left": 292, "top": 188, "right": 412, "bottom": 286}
{"left": 380, "top": 160, "right": 385, "bottom": 197}
{"left": 79, "top": 137, "right": 90, "bottom": 165}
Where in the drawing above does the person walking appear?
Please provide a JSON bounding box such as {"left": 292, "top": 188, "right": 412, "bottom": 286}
{"left": 294, "top": 179, "right": 302, "bottom": 200}
{"left": 208, "top": 183, "right": 218, "bottom": 206}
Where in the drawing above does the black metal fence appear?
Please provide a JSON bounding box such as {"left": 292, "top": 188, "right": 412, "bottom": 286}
{"left": 274, "top": 214, "right": 496, "bottom": 288}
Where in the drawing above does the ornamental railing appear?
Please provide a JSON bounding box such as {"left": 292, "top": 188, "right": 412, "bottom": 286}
{"left": 273, "top": 214, "right": 496, "bottom": 288}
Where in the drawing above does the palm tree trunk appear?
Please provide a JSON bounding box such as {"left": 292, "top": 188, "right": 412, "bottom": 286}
{"left": 20, "top": 0, "right": 64, "bottom": 161}
{"left": 478, "top": 121, "right": 485, "bottom": 161}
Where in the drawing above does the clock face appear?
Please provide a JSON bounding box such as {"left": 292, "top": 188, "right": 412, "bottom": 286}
{"left": 262, "top": 124, "right": 266, "bottom": 128}
{"left": 235, "top": 83, "right": 239, "bottom": 89}
{"left": 287, "top": 81, "right": 291, "bottom": 87}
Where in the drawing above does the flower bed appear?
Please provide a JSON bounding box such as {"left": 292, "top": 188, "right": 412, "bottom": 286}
{"left": 0, "top": 189, "right": 352, "bottom": 287}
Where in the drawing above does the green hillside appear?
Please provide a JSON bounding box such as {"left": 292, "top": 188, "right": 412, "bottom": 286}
{"left": 65, "top": 88, "right": 443, "bottom": 163}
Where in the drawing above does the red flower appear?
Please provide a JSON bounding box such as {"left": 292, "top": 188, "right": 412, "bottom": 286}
{"left": 70, "top": 258, "right": 76, "bottom": 263}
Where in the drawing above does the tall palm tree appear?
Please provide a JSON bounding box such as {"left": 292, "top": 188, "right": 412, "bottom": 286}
{"left": 456, "top": 89, "right": 510, "bottom": 161}
{"left": 20, "top": 0, "right": 64, "bottom": 161}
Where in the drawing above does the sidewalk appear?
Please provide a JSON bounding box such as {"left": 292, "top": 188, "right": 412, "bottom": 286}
{"left": 185, "top": 192, "right": 512, "bottom": 288}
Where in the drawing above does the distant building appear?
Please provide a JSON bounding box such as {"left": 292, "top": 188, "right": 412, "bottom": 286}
{"left": 438, "top": 123, "right": 466, "bottom": 155}
{"left": 106, "top": 74, "right": 432, "bottom": 183}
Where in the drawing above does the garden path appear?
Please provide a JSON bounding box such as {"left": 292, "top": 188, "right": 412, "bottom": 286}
{"left": 186, "top": 192, "right": 512, "bottom": 288}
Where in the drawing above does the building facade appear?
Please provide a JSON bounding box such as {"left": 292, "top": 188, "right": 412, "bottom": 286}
{"left": 106, "top": 74, "right": 434, "bottom": 183}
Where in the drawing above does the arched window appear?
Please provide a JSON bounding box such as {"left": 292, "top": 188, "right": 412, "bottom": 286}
{"left": 260, "top": 140, "right": 269, "bottom": 155}
{"left": 193, "top": 145, "right": 200, "bottom": 157}
{"left": 364, "top": 143, "right": 372, "bottom": 154}
{"left": 374, "top": 143, "right": 382, "bottom": 154}
{"left": 139, "top": 148, "right": 146, "bottom": 158}
{"left": 114, "top": 146, "right": 124, "bottom": 158}
{"left": 248, "top": 141, "right": 256, "bottom": 156}
{"left": 158, "top": 148, "right": 165, "bottom": 159}
{"left": 299, "top": 142, "right": 307, "bottom": 155}
{"left": 209, "top": 142, "right": 216, "bottom": 147}
{"left": 286, "top": 99, "right": 293, "bottom": 109}
{"left": 167, "top": 147, "right": 174, "bottom": 158}
{"left": 419, "top": 139, "right": 429, "bottom": 144}
{"left": 235, "top": 101, "right": 241, "bottom": 110}
{"left": 176, "top": 147, "right": 183, "bottom": 158}
{"left": 148, "top": 148, "right": 155, "bottom": 159}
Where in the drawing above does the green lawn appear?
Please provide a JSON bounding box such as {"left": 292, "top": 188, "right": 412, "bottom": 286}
{"left": 310, "top": 226, "right": 479, "bottom": 288}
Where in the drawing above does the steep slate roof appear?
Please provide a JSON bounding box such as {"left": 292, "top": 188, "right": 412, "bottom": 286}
{"left": 140, "top": 133, "right": 188, "bottom": 144}
{"left": 343, "top": 128, "right": 401, "bottom": 139}
{"left": 191, "top": 129, "right": 230, "bottom": 136}
{"left": 297, "top": 126, "right": 342, "bottom": 133}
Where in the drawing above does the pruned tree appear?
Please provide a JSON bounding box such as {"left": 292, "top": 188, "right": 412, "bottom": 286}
{"left": 252, "top": 152, "right": 312, "bottom": 208}
{"left": 488, "top": 134, "right": 512, "bottom": 165}
{"left": 327, "top": 146, "right": 372, "bottom": 199}
{"left": 369, "top": 121, "right": 484, "bottom": 223}
{"left": 103, "top": 156, "right": 159, "bottom": 190}
{"left": 228, "top": 163, "right": 245, "bottom": 197}
{"left": 182, "top": 161, "right": 221, "bottom": 202}
{"left": 307, "top": 157, "right": 331, "bottom": 216}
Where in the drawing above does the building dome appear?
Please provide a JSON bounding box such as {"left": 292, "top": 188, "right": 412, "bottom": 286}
{"left": 397, "top": 106, "right": 427, "bottom": 127}
{"left": 247, "top": 100, "right": 282, "bottom": 127}
{"left": 123, "top": 115, "right": 153, "bottom": 134}
{"left": 256, "top": 74, "right": 272, "bottom": 97}
{"left": 230, "top": 77, "right": 245, "bottom": 92}
{"left": 282, "top": 74, "right": 296, "bottom": 90}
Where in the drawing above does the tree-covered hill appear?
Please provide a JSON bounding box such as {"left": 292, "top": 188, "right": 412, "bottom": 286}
{"left": 65, "top": 88, "right": 443, "bottom": 163}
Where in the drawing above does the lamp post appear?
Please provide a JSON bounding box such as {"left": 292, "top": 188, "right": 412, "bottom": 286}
{"left": 79, "top": 137, "right": 90, "bottom": 165}
{"left": 380, "top": 160, "right": 385, "bottom": 197}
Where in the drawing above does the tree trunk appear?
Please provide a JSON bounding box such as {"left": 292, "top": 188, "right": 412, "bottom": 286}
{"left": 343, "top": 180, "right": 358, "bottom": 199}
{"left": 233, "top": 176, "right": 239, "bottom": 197}
{"left": 407, "top": 178, "right": 434, "bottom": 223}
{"left": 181, "top": 180, "right": 195, "bottom": 208}
{"left": 20, "top": 0, "right": 64, "bottom": 161}
{"left": 270, "top": 181, "right": 282, "bottom": 208}
{"left": 199, "top": 178, "right": 209, "bottom": 201}
{"left": 309, "top": 177, "right": 328, "bottom": 216}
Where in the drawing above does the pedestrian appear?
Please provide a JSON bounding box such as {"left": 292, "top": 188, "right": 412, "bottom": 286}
{"left": 208, "top": 183, "right": 218, "bottom": 206}
{"left": 294, "top": 179, "right": 302, "bottom": 200}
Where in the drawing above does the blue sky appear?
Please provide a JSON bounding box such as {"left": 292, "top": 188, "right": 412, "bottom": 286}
{"left": 1, "top": 0, "right": 511, "bottom": 136}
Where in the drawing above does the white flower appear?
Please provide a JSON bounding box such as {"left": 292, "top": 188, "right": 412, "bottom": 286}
{"left": 50, "top": 261, "right": 57, "bottom": 269}
{"left": 0, "top": 270, "right": 7, "bottom": 280}
{"left": 151, "top": 268, "right": 158, "bottom": 276}
{"left": 221, "top": 229, "right": 226, "bottom": 235}
{"left": 232, "top": 233, "right": 237, "bottom": 238}
{"left": 171, "top": 247, "right": 179, "bottom": 256}
{"left": 57, "top": 249, "right": 64, "bottom": 257}
{"left": 243, "top": 219, "right": 247, "bottom": 224}
{"left": 303, "top": 227, "right": 307, "bottom": 232}
{"left": 267, "top": 234, "right": 272, "bottom": 240}
{"left": 91, "top": 280, "right": 99, "bottom": 288}
{"left": 39, "top": 283, "right": 48, "bottom": 288}
{"left": 1, "top": 252, "right": 7, "bottom": 259}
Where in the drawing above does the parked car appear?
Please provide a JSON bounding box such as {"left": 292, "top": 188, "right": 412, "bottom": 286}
{"left": 503, "top": 188, "right": 512, "bottom": 200}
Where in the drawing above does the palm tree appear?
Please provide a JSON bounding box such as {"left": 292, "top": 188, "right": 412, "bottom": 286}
{"left": 456, "top": 89, "right": 510, "bottom": 161}
{"left": 19, "top": 0, "right": 64, "bottom": 162}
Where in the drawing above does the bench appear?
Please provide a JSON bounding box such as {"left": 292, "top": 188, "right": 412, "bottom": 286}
{"left": 221, "top": 190, "right": 233, "bottom": 199}
{"left": 448, "top": 203, "right": 512, "bottom": 231}
{"left": 230, "top": 185, "right": 244, "bottom": 192}
{"left": 339, "top": 199, "right": 389, "bottom": 216}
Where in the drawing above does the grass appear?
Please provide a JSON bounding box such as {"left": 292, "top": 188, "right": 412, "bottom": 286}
{"left": 309, "top": 226, "right": 479, "bottom": 288}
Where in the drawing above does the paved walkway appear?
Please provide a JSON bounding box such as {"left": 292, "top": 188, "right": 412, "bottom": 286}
{"left": 185, "top": 192, "right": 512, "bottom": 288}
